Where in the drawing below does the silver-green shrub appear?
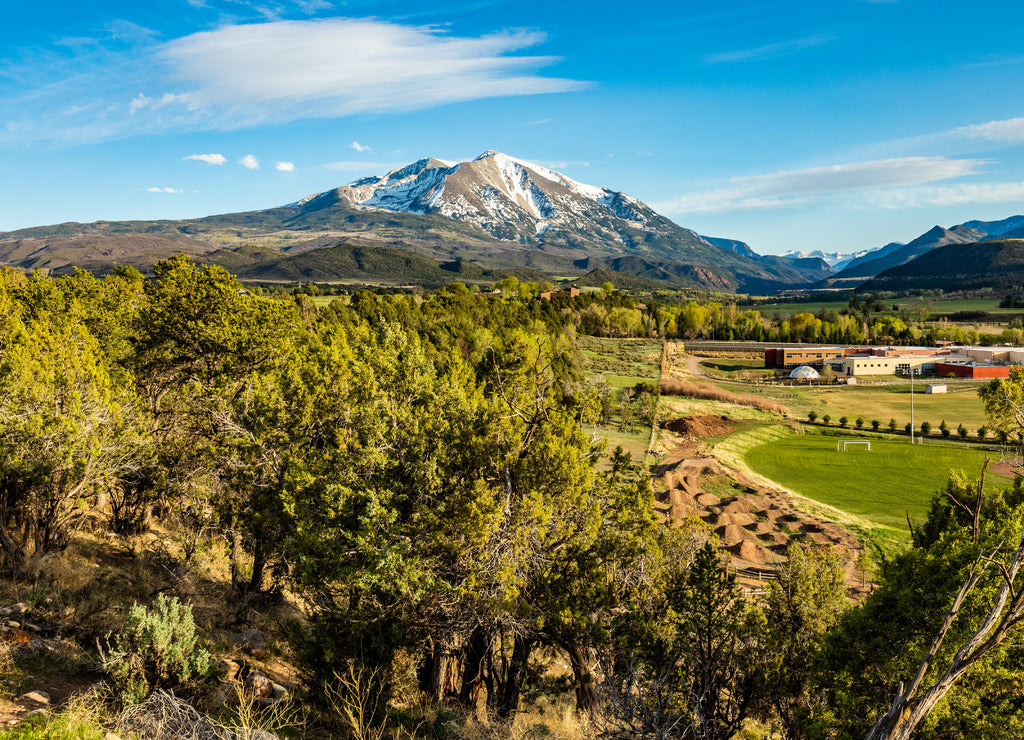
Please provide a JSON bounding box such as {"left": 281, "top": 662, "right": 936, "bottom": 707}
{"left": 104, "top": 593, "right": 211, "bottom": 706}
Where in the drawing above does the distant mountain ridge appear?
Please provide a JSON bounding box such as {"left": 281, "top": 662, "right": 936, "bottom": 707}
{"left": 0, "top": 150, "right": 829, "bottom": 292}
{"left": 861, "top": 238, "right": 1024, "bottom": 292}
{"left": 810, "top": 216, "right": 1024, "bottom": 290}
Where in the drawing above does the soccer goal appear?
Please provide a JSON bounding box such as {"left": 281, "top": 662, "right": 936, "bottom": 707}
{"left": 836, "top": 439, "right": 872, "bottom": 452}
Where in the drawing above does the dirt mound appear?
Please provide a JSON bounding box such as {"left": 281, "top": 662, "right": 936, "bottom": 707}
{"left": 661, "top": 415, "right": 737, "bottom": 439}
{"left": 726, "top": 539, "right": 772, "bottom": 565}
{"left": 715, "top": 524, "right": 752, "bottom": 543}
{"left": 719, "top": 496, "right": 768, "bottom": 514}
{"left": 694, "top": 492, "right": 722, "bottom": 507}
{"left": 668, "top": 489, "right": 696, "bottom": 509}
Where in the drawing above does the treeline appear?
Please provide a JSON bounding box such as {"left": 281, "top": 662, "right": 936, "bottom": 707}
{"left": 2, "top": 260, "right": 1024, "bottom": 738}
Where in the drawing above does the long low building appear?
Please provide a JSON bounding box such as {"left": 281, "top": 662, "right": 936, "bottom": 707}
{"left": 829, "top": 352, "right": 973, "bottom": 377}
{"left": 764, "top": 344, "right": 1022, "bottom": 377}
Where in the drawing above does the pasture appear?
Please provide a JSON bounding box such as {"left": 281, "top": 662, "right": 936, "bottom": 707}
{"left": 744, "top": 432, "right": 1013, "bottom": 532}
{"left": 702, "top": 376, "right": 992, "bottom": 431}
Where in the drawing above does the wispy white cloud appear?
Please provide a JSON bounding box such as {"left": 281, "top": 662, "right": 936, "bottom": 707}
{"left": 0, "top": 18, "right": 586, "bottom": 145}
{"left": 859, "top": 114, "right": 1024, "bottom": 161}
{"left": 239, "top": 154, "right": 260, "bottom": 169}
{"left": 704, "top": 34, "right": 833, "bottom": 64}
{"left": 295, "top": 0, "right": 333, "bottom": 13}
{"left": 656, "top": 156, "right": 989, "bottom": 214}
{"left": 276, "top": 161, "right": 295, "bottom": 171}
{"left": 184, "top": 153, "right": 226, "bottom": 165}
{"left": 350, "top": 141, "right": 370, "bottom": 152}
{"left": 129, "top": 91, "right": 194, "bottom": 114}
{"left": 951, "top": 116, "right": 1024, "bottom": 144}
{"left": 862, "top": 181, "right": 1024, "bottom": 209}
{"left": 146, "top": 186, "right": 184, "bottom": 193}
{"left": 521, "top": 118, "right": 551, "bottom": 126}
{"left": 155, "top": 19, "right": 586, "bottom": 129}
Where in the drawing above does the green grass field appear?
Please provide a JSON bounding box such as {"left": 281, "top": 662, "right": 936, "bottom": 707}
{"left": 699, "top": 358, "right": 775, "bottom": 380}
{"left": 745, "top": 433, "right": 1012, "bottom": 531}
{"left": 580, "top": 336, "right": 662, "bottom": 385}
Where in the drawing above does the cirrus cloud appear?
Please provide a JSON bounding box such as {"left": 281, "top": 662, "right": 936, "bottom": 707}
{"left": 655, "top": 156, "right": 991, "bottom": 214}
{"left": 156, "top": 19, "right": 587, "bottom": 129}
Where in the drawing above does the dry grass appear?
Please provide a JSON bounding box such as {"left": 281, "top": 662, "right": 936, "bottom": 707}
{"left": 454, "top": 699, "right": 595, "bottom": 740}
{"left": 659, "top": 379, "right": 788, "bottom": 415}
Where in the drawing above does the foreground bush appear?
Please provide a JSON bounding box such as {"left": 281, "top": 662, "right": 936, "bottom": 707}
{"left": 102, "top": 593, "right": 211, "bottom": 706}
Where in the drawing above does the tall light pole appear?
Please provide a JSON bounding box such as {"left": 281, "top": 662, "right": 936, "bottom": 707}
{"left": 910, "top": 367, "right": 916, "bottom": 444}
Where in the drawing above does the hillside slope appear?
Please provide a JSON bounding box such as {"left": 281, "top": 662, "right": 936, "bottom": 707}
{"left": 860, "top": 239, "right": 1024, "bottom": 291}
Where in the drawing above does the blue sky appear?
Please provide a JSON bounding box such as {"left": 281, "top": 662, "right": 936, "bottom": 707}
{"left": 4, "top": 0, "right": 1024, "bottom": 255}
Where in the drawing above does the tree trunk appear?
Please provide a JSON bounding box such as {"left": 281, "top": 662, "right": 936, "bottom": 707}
{"left": 458, "top": 627, "right": 491, "bottom": 708}
{"left": 563, "top": 639, "right": 598, "bottom": 717}
{"left": 420, "top": 635, "right": 463, "bottom": 702}
{"left": 229, "top": 531, "right": 245, "bottom": 592}
{"left": 495, "top": 634, "right": 532, "bottom": 720}
{"left": 0, "top": 520, "right": 25, "bottom": 575}
{"left": 247, "top": 535, "right": 266, "bottom": 594}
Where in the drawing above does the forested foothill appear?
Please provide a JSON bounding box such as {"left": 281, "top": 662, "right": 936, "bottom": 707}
{"left": 1, "top": 259, "right": 1023, "bottom": 739}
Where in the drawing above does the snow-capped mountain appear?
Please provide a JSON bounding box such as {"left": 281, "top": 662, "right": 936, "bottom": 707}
{"left": 294, "top": 150, "right": 706, "bottom": 255}
{"left": 780, "top": 249, "right": 878, "bottom": 271}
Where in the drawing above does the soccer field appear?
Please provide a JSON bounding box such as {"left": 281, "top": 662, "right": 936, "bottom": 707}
{"left": 745, "top": 433, "right": 1014, "bottom": 530}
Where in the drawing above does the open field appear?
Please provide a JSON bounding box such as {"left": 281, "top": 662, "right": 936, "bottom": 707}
{"left": 744, "top": 432, "right": 1012, "bottom": 532}
{"left": 699, "top": 358, "right": 775, "bottom": 381}
{"left": 580, "top": 336, "right": 662, "bottom": 385}
{"left": 598, "top": 427, "right": 653, "bottom": 463}
{"left": 755, "top": 295, "right": 1023, "bottom": 319}
{"left": 698, "top": 376, "right": 992, "bottom": 431}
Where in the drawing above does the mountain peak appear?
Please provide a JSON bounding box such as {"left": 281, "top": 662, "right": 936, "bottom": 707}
{"left": 293, "top": 152, "right": 672, "bottom": 247}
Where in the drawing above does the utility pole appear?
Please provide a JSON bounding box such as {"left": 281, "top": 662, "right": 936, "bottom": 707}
{"left": 910, "top": 368, "right": 916, "bottom": 444}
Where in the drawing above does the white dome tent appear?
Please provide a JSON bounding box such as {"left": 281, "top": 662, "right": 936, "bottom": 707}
{"left": 789, "top": 365, "right": 820, "bottom": 381}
